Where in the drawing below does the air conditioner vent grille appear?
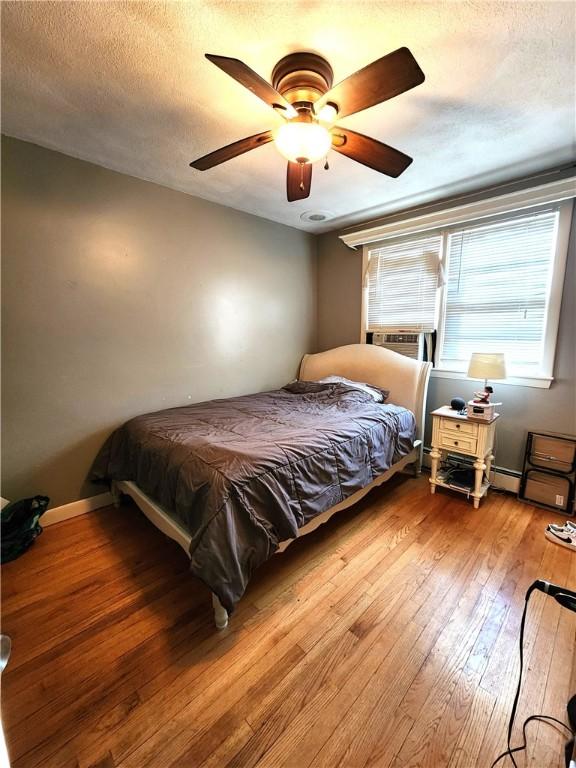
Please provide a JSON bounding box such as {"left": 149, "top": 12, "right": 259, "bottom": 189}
{"left": 385, "top": 343, "right": 420, "bottom": 359}
{"left": 383, "top": 334, "right": 419, "bottom": 344}
{"left": 372, "top": 332, "right": 426, "bottom": 361}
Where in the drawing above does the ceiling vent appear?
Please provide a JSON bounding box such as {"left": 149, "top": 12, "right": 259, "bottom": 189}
{"left": 300, "top": 210, "right": 334, "bottom": 223}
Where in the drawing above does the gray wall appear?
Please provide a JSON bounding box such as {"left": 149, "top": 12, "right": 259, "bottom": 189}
{"left": 3, "top": 134, "right": 574, "bottom": 507}
{"left": 1, "top": 136, "right": 317, "bottom": 506}
{"left": 317, "top": 230, "right": 363, "bottom": 352}
{"left": 317, "top": 210, "right": 576, "bottom": 472}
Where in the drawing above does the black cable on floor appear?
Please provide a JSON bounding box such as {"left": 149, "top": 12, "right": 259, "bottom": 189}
{"left": 491, "top": 714, "right": 573, "bottom": 767}
{"left": 490, "top": 585, "right": 574, "bottom": 767}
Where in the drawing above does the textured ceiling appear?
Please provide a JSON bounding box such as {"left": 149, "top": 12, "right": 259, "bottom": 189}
{"left": 2, "top": 1, "right": 575, "bottom": 233}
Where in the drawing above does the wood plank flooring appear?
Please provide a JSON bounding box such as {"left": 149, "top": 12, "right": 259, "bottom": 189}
{"left": 1, "top": 475, "right": 574, "bottom": 767}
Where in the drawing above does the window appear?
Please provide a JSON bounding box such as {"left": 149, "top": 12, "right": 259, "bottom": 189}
{"left": 438, "top": 210, "right": 560, "bottom": 375}
{"left": 362, "top": 199, "right": 572, "bottom": 387}
{"left": 366, "top": 233, "right": 442, "bottom": 332}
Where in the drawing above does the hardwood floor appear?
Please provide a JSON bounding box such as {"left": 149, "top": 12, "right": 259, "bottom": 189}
{"left": 1, "top": 475, "right": 574, "bottom": 767}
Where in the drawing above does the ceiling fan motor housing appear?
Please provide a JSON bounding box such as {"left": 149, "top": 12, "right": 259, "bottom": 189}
{"left": 272, "top": 53, "right": 334, "bottom": 109}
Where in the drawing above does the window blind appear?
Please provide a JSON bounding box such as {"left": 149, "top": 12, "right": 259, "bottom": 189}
{"left": 439, "top": 210, "right": 559, "bottom": 375}
{"left": 366, "top": 233, "right": 442, "bottom": 332}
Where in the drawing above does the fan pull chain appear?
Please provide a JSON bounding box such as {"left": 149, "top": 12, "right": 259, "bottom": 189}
{"left": 324, "top": 156, "right": 329, "bottom": 170}
{"left": 299, "top": 163, "right": 305, "bottom": 192}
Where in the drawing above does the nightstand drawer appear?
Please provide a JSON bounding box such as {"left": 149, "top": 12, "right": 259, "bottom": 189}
{"left": 440, "top": 418, "right": 479, "bottom": 437}
{"left": 439, "top": 433, "right": 477, "bottom": 454}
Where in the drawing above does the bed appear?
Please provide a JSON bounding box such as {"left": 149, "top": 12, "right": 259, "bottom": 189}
{"left": 94, "top": 344, "right": 431, "bottom": 629}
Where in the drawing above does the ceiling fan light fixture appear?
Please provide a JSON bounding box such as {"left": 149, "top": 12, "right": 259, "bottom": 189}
{"left": 193, "top": 48, "right": 425, "bottom": 200}
{"left": 315, "top": 102, "right": 339, "bottom": 125}
{"left": 274, "top": 121, "right": 331, "bottom": 165}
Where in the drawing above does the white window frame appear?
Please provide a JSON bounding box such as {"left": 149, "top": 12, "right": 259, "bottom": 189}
{"left": 359, "top": 196, "right": 573, "bottom": 389}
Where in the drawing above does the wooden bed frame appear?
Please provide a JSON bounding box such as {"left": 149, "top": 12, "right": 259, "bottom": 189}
{"left": 112, "top": 344, "right": 431, "bottom": 630}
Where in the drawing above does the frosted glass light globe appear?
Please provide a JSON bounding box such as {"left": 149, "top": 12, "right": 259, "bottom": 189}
{"left": 275, "top": 121, "right": 331, "bottom": 164}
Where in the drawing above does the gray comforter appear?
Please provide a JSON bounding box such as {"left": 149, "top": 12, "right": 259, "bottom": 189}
{"left": 93, "top": 382, "right": 415, "bottom": 612}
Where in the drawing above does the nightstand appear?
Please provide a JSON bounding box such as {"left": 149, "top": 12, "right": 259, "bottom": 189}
{"left": 429, "top": 405, "right": 500, "bottom": 508}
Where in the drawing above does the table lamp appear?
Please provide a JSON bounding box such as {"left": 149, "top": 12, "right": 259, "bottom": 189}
{"left": 467, "top": 352, "right": 507, "bottom": 403}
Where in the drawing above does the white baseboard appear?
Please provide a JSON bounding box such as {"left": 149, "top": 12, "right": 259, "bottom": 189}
{"left": 422, "top": 450, "right": 521, "bottom": 493}
{"left": 43, "top": 491, "right": 113, "bottom": 526}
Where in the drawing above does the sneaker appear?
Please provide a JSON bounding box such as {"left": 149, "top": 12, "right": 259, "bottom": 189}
{"left": 548, "top": 520, "right": 576, "bottom": 535}
{"left": 545, "top": 525, "right": 576, "bottom": 552}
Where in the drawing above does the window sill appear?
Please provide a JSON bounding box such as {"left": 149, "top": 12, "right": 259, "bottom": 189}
{"left": 430, "top": 368, "right": 553, "bottom": 389}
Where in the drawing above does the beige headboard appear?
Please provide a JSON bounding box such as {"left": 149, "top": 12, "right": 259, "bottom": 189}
{"left": 299, "top": 344, "right": 432, "bottom": 443}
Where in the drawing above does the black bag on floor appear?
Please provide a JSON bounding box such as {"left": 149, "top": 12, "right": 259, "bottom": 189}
{"left": 1, "top": 496, "right": 49, "bottom": 563}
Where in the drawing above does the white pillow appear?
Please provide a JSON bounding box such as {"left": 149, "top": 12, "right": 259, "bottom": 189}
{"left": 318, "top": 375, "right": 385, "bottom": 402}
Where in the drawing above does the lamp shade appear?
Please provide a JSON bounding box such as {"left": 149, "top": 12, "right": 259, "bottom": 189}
{"left": 274, "top": 122, "right": 331, "bottom": 164}
{"left": 467, "top": 352, "right": 507, "bottom": 380}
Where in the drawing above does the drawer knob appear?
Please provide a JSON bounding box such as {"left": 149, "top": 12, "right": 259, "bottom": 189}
{"left": 454, "top": 441, "right": 459, "bottom": 446}
{"left": 456, "top": 424, "right": 460, "bottom": 429}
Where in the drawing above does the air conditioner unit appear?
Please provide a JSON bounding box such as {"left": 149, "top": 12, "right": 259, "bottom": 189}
{"left": 372, "top": 332, "right": 425, "bottom": 360}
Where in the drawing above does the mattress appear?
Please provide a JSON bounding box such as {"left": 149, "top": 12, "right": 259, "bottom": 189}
{"left": 93, "top": 381, "right": 415, "bottom": 612}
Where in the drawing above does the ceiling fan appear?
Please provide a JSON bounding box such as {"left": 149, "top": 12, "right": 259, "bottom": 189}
{"left": 190, "top": 48, "right": 425, "bottom": 202}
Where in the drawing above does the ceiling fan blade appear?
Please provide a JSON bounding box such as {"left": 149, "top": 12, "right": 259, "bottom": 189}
{"left": 190, "top": 130, "right": 274, "bottom": 170}
{"left": 206, "top": 54, "right": 296, "bottom": 117}
{"left": 287, "top": 162, "right": 312, "bottom": 202}
{"left": 331, "top": 127, "right": 412, "bottom": 177}
{"left": 315, "top": 47, "right": 424, "bottom": 119}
